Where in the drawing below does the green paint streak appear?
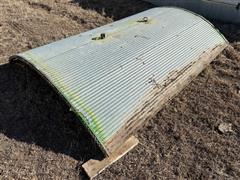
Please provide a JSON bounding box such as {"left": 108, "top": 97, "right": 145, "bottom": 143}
{"left": 74, "top": 98, "right": 106, "bottom": 143}
{"left": 21, "top": 52, "right": 106, "bottom": 144}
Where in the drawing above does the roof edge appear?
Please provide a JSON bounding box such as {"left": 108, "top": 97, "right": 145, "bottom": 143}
{"left": 9, "top": 55, "right": 109, "bottom": 156}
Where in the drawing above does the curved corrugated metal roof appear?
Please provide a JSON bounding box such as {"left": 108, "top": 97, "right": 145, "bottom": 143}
{"left": 144, "top": 0, "right": 240, "bottom": 24}
{"left": 10, "top": 7, "right": 228, "bottom": 155}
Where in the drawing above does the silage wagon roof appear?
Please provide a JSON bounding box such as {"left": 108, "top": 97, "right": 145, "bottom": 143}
{"left": 10, "top": 7, "right": 228, "bottom": 155}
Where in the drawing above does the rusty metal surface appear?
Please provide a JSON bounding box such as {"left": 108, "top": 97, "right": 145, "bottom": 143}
{"left": 10, "top": 7, "right": 227, "bottom": 154}
{"left": 144, "top": 0, "right": 240, "bottom": 24}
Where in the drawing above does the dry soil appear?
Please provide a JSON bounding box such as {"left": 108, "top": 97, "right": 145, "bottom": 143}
{"left": 0, "top": 0, "right": 240, "bottom": 179}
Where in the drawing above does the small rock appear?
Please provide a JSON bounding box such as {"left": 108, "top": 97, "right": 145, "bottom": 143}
{"left": 173, "top": 107, "right": 178, "bottom": 112}
{"left": 218, "top": 123, "right": 234, "bottom": 133}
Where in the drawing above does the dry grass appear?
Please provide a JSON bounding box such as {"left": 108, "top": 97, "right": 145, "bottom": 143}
{"left": 0, "top": 0, "right": 239, "bottom": 179}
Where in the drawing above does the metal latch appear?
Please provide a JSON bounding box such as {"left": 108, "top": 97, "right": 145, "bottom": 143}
{"left": 137, "top": 17, "right": 149, "bottom": 23}
{"left": 92, "top": 33, "right": 106, "bottom": 40}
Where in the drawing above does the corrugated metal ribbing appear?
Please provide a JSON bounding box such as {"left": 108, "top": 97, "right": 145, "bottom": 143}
{"left": 144, "top": 0, "right": 240, "bottom": 24}
{"left": 11, "top": 7, "right": 227, "bottom": 154}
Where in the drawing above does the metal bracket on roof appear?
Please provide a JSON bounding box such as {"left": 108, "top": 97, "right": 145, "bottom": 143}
{"left": 92, "top": 33, "right": 106, "bottom": 40}
{"left": 137, "top": 17, "right": 149, "bottom": 23}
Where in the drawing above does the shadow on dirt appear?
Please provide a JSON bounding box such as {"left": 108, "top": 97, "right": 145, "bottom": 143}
{"left": 71, "top": 0, "right": 153, "bottom": 20}
{"left": 0, "top": 62, "right": 104, "bottom": 169}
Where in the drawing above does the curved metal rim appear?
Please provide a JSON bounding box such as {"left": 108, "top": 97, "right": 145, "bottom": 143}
{"left": 8, "top": 6, "right": 229, "bottom": 156}
{"left": 9, "top": 55, "right": 109, "bottom": 156}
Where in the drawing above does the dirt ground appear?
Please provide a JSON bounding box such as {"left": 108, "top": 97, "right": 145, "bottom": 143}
{"left": 0, "top": 0, "right": 240, "bottom": 179}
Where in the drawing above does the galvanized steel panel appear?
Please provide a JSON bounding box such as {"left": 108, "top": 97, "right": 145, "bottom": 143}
{"left": 144, "top": 0, "right": 240, "bottom": 24}
{"left": 11, "top": 7, "right": 227, "bottom": 154}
